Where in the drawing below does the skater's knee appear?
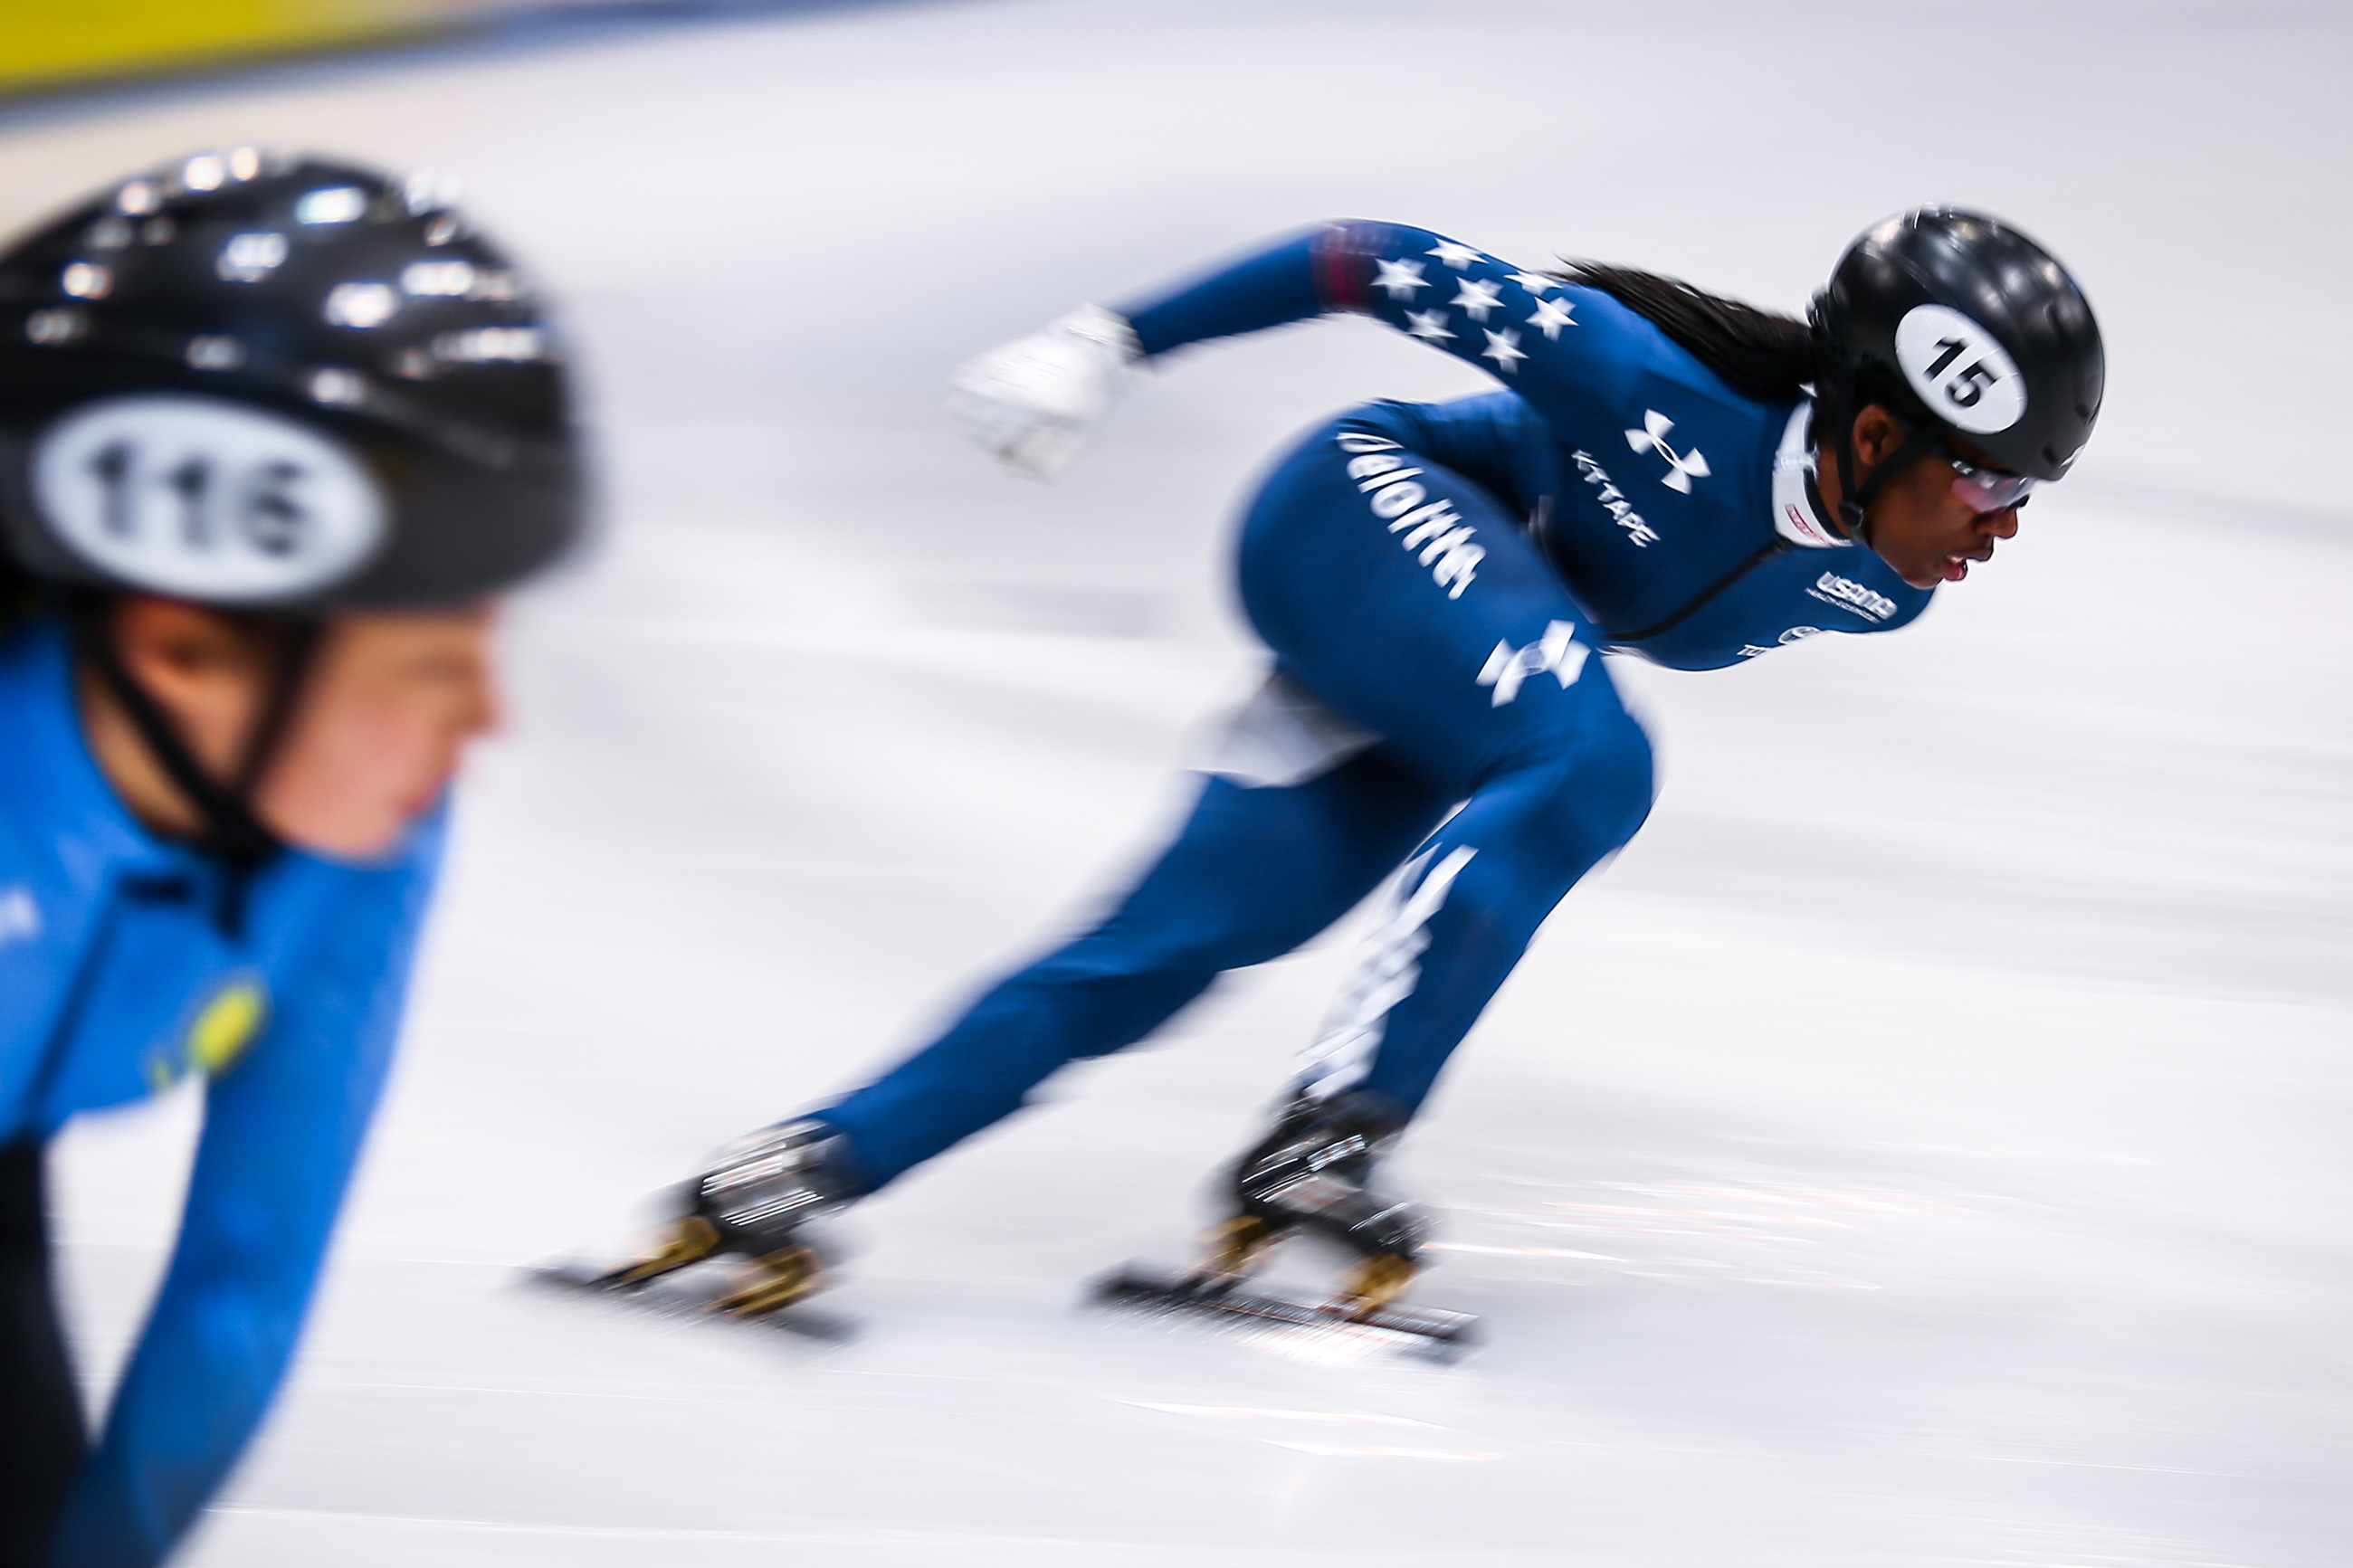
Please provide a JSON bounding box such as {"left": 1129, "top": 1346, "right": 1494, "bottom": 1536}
{"left": 1483, "top": 712, "right": 1654, "bottom": 870}
{"left": 1582, "top": 703, "right": 1656, "bottom": 841}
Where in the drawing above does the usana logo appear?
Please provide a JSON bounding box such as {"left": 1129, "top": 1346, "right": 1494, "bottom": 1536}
{"left": 1806, "top": 572, "right": 1898, "bottom": 622}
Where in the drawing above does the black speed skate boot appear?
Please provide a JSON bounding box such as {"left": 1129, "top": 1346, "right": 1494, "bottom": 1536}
{"left": 593, "top": 1119, "right": 857, "bottom": 1317}
{"left": 1203, "top": 1090, "right": 1428, "bottom": 1318}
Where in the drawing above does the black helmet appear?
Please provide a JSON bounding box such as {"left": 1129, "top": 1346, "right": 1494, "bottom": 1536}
{"left": 0, "top": 147, "right": 583, "bottom": 609}
{"left": 1808, "top": 207, "right": 2102, "bottom": 538}
{"left": 0, "top": 150, "right": 586, "bottom": 890}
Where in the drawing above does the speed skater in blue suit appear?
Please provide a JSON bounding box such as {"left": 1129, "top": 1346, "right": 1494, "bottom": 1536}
{"left": 595, "top": 208, "right": 2103, "bottom": 1324}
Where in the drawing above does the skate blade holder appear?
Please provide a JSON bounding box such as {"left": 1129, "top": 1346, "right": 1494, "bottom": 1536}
{"left": 709, "top": 1243, "right": 826, "bottom": 1318}
{"left": 524, "top": 1221, "right": 852, "bottom": 1345}
{"left": 587, "top": 1215, "right": 726, "bottom": 1289}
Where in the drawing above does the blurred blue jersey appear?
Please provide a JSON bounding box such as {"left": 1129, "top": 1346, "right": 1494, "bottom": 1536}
{"left": 0, "top": 619, "right": 443, "bottom": 1568}
{"left": 1119, "top": 222, "right": 1933, "bottom": 670}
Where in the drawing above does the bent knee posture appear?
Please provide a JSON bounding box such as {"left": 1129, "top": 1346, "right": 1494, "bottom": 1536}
{"left": 816, "top": 749, "right": 1448, "bottom": 1187}
{"left": 1298, "top": 706, "right": 1654, "bottom": 1116}
{"left": 823, "top": 409, "right": 1654, "bottom": 1186}
{"left": 1235, "top": 411, "right": 1658, "bottom": 1117}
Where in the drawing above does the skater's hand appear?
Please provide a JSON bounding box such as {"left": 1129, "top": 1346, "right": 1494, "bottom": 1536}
{"left": 948, "top": 305, "right": 1141, "bottom": 479}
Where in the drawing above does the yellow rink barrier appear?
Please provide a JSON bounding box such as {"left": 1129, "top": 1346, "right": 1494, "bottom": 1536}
{"left": 0, "top": 1, "right": 490, "bottom": 97}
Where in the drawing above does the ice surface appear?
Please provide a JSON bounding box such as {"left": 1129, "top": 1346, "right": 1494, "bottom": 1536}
{"left": 14, "top": 2, "right": 2352, "bottom": 1563}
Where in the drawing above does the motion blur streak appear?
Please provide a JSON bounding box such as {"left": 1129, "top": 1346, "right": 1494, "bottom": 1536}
{"left": 24, "top": 1, "right": 2352, "bottom": 1564}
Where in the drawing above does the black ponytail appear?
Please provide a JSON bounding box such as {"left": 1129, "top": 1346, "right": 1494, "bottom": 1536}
{"left": 1551, "top": 261, "right": 1819, "bottom": 404}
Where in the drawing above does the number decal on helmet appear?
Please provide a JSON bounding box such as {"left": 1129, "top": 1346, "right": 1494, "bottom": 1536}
{"left": 1893, "top": 304, "right": 2026, "bottom": 435}
{"left": 32, "top": 394, "right": 386, "bottom": 600}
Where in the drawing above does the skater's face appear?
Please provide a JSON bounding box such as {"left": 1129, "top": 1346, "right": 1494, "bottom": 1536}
{"left": 251, "top": 606, "right": 503, "bottom": 855}
{"left": 1818, "top": 405, "right": 2024, "bottom": 591}
{"left": 82, "top": 598, "right": 503, "bottom": 857}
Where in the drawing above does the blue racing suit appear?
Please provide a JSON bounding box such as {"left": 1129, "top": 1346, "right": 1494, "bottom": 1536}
{"left": 817, "top": 223, "right": 1933, "bottom": 1188}
{"left": 0, "top": 618, "right": 443, "bottom": 1568}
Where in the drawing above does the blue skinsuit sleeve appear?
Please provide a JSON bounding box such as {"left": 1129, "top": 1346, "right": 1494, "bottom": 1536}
{"left": 1115, "top": 229, "right": 1328, "bottom": 358}
{"left": 45, "top": 849, "right": 442, "bottom": 1568}
{"left": 1116, "top": 222, "right": 1641, "bottom": 416}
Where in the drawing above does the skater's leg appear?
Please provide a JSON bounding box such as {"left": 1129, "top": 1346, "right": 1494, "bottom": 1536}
{"left": 1299, "top": 735, "right": 1650, "bottom": 1115}
{"left": 0, "top": 1139, "right": 86, "bottom": 1568}
{"left": 818, "top": 747, "right": 1450, "bottom": 1188}
{"left": 1236, "top": 411, "right": 1657, "bottom": 1121}
{"left": 597, "top": 409, "right": 1641, "bottom": 1315}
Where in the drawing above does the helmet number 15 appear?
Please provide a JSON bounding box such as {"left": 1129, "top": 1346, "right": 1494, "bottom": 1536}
{"left": 1921, "top": 338, "right": 1999, "bottom": 409}
{"left": 33, "top": 394, "right": 386, "bottom": 601}
{"left": 1893, "top": 303, "right": 2027, "bottom": 436}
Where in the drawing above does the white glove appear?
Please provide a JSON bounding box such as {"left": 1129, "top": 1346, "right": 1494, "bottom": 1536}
{"left": 948, "top": 304, "right": 1143, "bottom": 479}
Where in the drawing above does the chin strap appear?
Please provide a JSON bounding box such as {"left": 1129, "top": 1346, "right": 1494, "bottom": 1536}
{"left": 232, "top": 618, "right": 322, "bottom": 800}
{"left": 69, "top": 600, "right": 319, "bottom": 934}
{"left": 1828, "top": 399, "right": 1941, "bottom": 546}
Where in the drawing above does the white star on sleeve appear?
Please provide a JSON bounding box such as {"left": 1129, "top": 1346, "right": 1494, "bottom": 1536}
{"left": 1509, "top": 270, "right": 1558, "bottom": 294}
{"left": 1481, "top": 328, "right": 1527, "bottom": 373}
{"left": 1404, "top": 309, "right": 1454, "bottom": 342}
{"left": 1528, "top": 295, "right": 1577, "bottom": 339}
{"left": 1452, "top": 279, "right": 1503, "bottom": 320}
{"left": 1426, "top": 239, "right": 1484, "bottom": 270}
{"left": 1373, "top": 258, "right": 1428, "bottom": 299}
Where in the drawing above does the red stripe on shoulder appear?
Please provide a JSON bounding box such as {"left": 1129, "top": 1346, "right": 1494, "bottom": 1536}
{"left": 1312, "top": 222, "right": 1388, "bottom": 312}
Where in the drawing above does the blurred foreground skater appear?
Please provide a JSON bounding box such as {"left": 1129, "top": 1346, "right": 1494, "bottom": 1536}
{"left": 590, "top": 211, "right": 2100, "bottom": 1343}
{"left": 0, "top": 151, "right": 579, "bottom": 1565}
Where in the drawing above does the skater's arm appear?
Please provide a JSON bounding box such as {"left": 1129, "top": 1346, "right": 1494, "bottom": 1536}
{"left": 45, "top": 842, "right": 443, "bottom": 1568}
{"left": 953, "top": 223, "right": 1644, "bottom": 476}
{"left": 1122, "top": 223, "right": 1642, "bottom": 401}
{"left": 1110, "top": 226, "right": 1329, "bottom": 356}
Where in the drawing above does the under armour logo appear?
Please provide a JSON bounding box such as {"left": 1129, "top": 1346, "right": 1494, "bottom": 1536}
{"left": 1476, "top": 621, "right": 1588, "bottom": 706}
{"left": 1624, "top": 410, "right": 1710, "bottom": 494}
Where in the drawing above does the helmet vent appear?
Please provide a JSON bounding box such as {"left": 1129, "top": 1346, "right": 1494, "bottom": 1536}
{"left": 295, "top": 186, "right": 367, "bottom": 226}
{"left": 184, "top": 335, "right": 243, "bottom": 371}
{"left": 0, "top": 151, "right": 582, "bottom": 607}
{"left": 25, "top": 308, "right": 85, "bottom": 345}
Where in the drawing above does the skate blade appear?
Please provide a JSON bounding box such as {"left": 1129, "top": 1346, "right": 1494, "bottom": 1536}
{"left": 1090, "top": 1267, "right": 1478, "bottom": 1366}
{"left": 523, "top": 1258, "right": 857, "bottom": 1346}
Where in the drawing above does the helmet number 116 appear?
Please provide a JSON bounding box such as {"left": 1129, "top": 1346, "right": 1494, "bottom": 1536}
{"left": 33, "top": 394, "right": 386, "bottom": 602}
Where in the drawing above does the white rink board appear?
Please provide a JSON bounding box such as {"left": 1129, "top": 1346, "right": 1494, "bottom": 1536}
{"left": 15, "top": 3, "right": 2352, "bottom": 1564}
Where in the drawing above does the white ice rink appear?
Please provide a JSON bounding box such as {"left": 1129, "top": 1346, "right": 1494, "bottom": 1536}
{"left": 11, "top": 1, "right": 2351, "bottom": 1562}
